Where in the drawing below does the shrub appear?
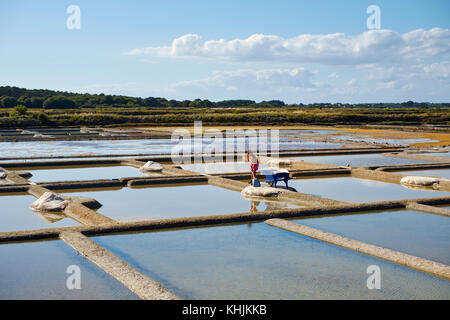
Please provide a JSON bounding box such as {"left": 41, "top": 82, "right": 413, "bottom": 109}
{"left": 32, "top": 112, "right": 51, "bottom": 124}
{"left": 9, "top": 110, "right": 20, "bottom": 118}
{"left": 13, "top": 104, "right": 28, "bottom": 115}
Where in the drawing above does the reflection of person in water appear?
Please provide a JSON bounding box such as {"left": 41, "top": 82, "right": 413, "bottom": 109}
{"left": 264, "top": 201, "right": 286, "bottom": 211}
{"left": 250, "top": 200, "right": 260, "bottom": 213}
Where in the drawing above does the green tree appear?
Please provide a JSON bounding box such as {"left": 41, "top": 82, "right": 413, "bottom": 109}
{"left": 1, "top": 96, "right": 17, "bottom": 108}
{"left": 189, "top": 99, "right": 202, "bottom": 108}
{"left": 43, "top": 95, "right": 76, "bottom": 109}
{"left": 144, "top": 97, "right": 163, "bottom": 107}
{"left": 17, "top": 95, "right": 29, "bottom": 107}
{"left": 156, "top": 97, "right": 169, "bottom": 107}
{"left": 30, "top": 96, "right": 44, "bottom": 108}
{"left": 181, "top": 100, "right": 191, "bottom": 107}
{"left": 200, "top": 99, "right": 213, "bottom": 108}
{"left": 104, "top": 95, "right": 114, "bottom": 105}
{"left": 168, "top": 99, "right": 181, "bottom": 107}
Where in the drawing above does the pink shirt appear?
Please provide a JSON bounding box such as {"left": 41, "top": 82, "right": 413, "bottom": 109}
{"left": 248, "top": 152, "right": 258, "bottom": 164}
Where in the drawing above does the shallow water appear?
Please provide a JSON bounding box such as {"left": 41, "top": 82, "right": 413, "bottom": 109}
{"left": 62, "top": 185, "right": 299, "bottom": 221}
{"left": 334, "top": 135, "right": 436, "bottom": 146}
{"left": 92, "top": 223, "right": 450, "bottom": 299}
{"left": 393, "top": 169, "right": 450, "bottom": 179}
{"left": 0, "top": 156, "right": 150, "bottom": 163}
{"left": 0, "top": 139, "right": 342, "bottom": 158}
{"left": 291, "top": 210, "right": 450, "bottom": 265}
{"left": 0, "top": 139, "right": 176, "bottom": 158}
{"left": 0, "top": 240, "right": 138, "bottom": 299}
{"left": 290, "top": 154, "right": 434, "bottom": 167}
{"left": 181, "top": 161, "right": 271, "bottom": 174}
{"left": 223, "top": 129, "right": 338, "bottom": 137}
{"left": 279, "top": 129, "right": 338, "bottom": 136}
{"left": 422, "top": 152, "right": 450, "bottom": 158}
{"left": 0, "top": 194, "right": 79, "bottom": 232}
{"left": 433, "top": 204, "right": 450, "bottom": 210}
{"left": 15, "top": 165, "right": 143, "bottom": 183}
{"left": 288, "top": 177, "right": 449, "bottom": 203}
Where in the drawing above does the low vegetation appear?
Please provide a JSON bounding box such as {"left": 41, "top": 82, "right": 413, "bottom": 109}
{"left": 0, "top": 86, "right": 448, "bottom": 128}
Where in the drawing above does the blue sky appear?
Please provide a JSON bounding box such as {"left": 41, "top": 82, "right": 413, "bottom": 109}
{"left": 0, "top": 0, "right": 449, "bottom": 103}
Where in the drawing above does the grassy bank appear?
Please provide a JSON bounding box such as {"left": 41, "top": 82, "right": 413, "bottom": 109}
{"left": 1, "top": 106, "right": 449, "bottom": 128}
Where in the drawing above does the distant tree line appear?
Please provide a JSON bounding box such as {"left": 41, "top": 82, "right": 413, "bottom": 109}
{"left": 0, "top": 86, "right": 449, "bottom": 109}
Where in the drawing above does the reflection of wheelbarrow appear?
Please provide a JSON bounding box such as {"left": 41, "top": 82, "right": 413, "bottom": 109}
{"left": 261, "top": 169, "right": 293, "bottom": 189}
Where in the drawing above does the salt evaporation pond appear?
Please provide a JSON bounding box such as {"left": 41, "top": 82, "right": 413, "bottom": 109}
{"left": 181, "top": 161, "right": 271, "bottom": 174}
{"left": 62, "top": 184, "right": 300, "bottom": 221}
{"left": 291, "top": 209, "right": 450, "bottom": 265}
{"left": 0, "top": 240, "right": 138, "bottom": 299}
{"left": 423, "top": 152, "right": 450, "bottom": 158}
{"left": 334, "top": 135, "right": 436, "bottom": 146}
{"left": 15, "top": 165, "right": 144, "bottom": 183}
{"left": 0, "top": 138, "right": 341, "bottom": 158}
{"left": 92, "top": 223, "right": 450, "bottom": 299}
{"left": 290, "top": 153, "right": 435, "bottom": 167}
{"left": 393, "top": 169, "right": 450, "bottom": 179}
{"left": 0, "top": 194, "right": 79, "bottom": 232}
{"left": 288, "top": 176, "right": 449, "bottom": 203}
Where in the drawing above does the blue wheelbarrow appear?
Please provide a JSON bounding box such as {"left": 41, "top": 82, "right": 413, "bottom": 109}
{"left": 261, "top": 169, "right": 292, "bottom": 188}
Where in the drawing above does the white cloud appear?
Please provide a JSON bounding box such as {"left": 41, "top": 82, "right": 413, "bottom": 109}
{"left": 120, "top": 29, "right": 450, "bottom": 103}
{"left": 328, "top": 72, "right": 340, "bottom": 79}
{"left": 171, "top": 67, "right": 317, "bottom": 92}
{"left": 424, "top": 61, "right": 450, "bottom": 79}
{"left": 357, "top": 60, "right": 450, "bottom": 92}
{"left": 126, "top": 28, "right": 450, "bottom": 66}
{"left": 346, "top": 79, "right": 357, "bottom": 86}
{"left": 164, "top": 67, "right": 322, "bottom": 102}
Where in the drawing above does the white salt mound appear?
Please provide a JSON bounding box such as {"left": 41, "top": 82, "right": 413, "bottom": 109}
{"left": 140, "top": 161, "right": 163, "bottom": 172}
{"left": 33, "top": 133, "right": 52, "bottom": 138}
{"left": 241, "top": 186, "right": 281, "bottom": 197}
{"left": 30, "top": 192, "right": 69, "bottom": 212}
{"left": 400, "top": 176, "right": 440, "bottom": 186}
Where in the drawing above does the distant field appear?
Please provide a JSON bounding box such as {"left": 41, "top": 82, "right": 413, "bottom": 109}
{"left": 1, "top": 106, "right": 449, "bottom": 128}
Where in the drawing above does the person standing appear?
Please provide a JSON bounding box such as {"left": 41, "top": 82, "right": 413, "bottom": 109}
{"left": 246, "top": 150, "right": 259, "bottom": 184}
